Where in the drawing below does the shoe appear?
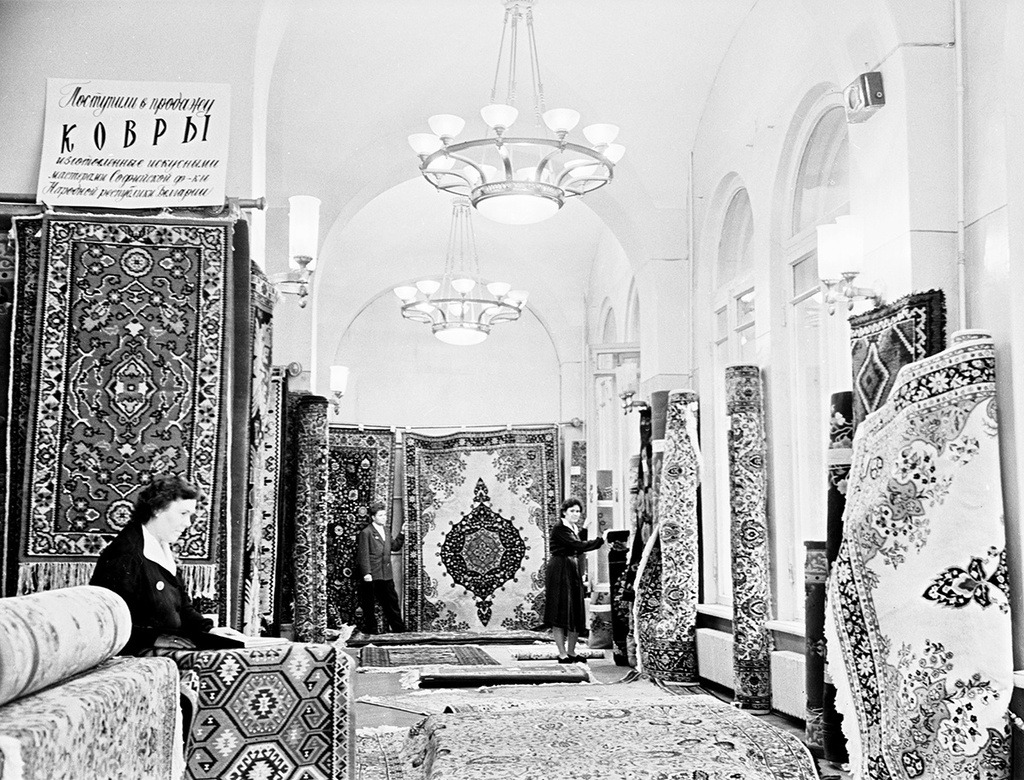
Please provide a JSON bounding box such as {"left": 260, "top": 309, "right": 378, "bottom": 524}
{"left": 570, "top": 655, "right": 589, "bottom": 664}
{"left": 557, "top": 656, "right": 575, "bottom": 664}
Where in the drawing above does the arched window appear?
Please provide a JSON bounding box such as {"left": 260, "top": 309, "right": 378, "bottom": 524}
{"left": 709, "top": 185, "right": 756, "bottom": 605}
{"left": 781, "top": 105, "right": 851, "bottom": 614}
{"left": 602, "top": 307, "right": 618, "bottom": 344}
{"left": 625, "top": 287, "right": 640, "bottom": 342}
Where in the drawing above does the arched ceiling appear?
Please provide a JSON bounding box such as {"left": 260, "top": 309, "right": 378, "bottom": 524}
{"left": 263, "top": 0, "right": 760, "bottom": 354}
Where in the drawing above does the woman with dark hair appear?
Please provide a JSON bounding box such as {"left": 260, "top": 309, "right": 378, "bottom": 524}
{"left": 543, "top": 497, "right": 604, "bottom": 662}
{"left": 91, "top": 474, "right": 213, "bottom": 655}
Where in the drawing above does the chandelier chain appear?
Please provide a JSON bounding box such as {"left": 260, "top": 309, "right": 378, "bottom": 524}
{"left": 491, "top": 6, "right": 512, "bottom": 106}
{"left": 525, "top": 7, "right": 546, "bottom": 121}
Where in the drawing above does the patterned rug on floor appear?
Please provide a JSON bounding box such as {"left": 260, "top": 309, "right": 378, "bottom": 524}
{"left": 508, "top": 646, "right": 604, "bottom": 661}
{"left": 403, "top": 693, "right": 819, "bottom": 779}
{"left": 358, "top": 677, "right": 700, "bottom": 716}
{"left": 339, "top": 628, "right": 551, "bottom": 647}
{"left": 360, "top": 644, "right": 500, "bottom": 668}
{"left": 355, "top": 727, "right": 413, "bottom": 780}
{"left": 399, "top": 663, "right": 591, "bottom": 689}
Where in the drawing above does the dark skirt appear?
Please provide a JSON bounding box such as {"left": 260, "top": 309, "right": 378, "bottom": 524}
{"left": 543, "top": 555, "right": 587, "bottom": 632}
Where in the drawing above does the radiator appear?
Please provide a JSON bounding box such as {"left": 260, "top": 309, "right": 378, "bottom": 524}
{"left": 769, "top": 650, "right": 806, "bottom": 719}
{"left": 696, "top": 627, "right": 734, "bottom": 689}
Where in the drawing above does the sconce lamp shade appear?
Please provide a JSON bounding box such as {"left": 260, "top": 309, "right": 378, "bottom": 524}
{"left": 834, "top": 215, "right": 864, "bottom": 274}
{"left": 329, "top": 365, "right": 350, "bottom": 394}
{"left": 816, "top": 222, "right": 845, "bottom": 282}
{"left": 615, "top": 362, "right": 639, "bottom": 397}
{"left": 288, "top": 195, "right": 321, "bottom": 271}
{"left": 817, "top": 215, "right": 864, "bottom": 282}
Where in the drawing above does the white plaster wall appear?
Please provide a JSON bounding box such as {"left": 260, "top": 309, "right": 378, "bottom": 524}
{"left": 331, "top": 292, "right": 560, "bottom": 428}
{"left": 0, "top": 1, "right": 259, "bottom": 197}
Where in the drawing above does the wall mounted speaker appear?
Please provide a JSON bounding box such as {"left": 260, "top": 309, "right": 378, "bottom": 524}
{"left": 843, "top": 71, "right": 885, "bottom": 123}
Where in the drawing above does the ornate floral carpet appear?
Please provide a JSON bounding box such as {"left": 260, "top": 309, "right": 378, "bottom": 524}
{"left": 292, "top": 395, "right": 329, "bottom": 642}
{"left": 402, "top": 427, "right": 559, "bottom": 632}
{"left": 822, "top": 391, "right": 852, "bottom": 763}
{"left": 326, "top": 427, "right": 396, "bottom": 630}
{"left": 635, "top": 389, "right": 701, "bottom": 684}
{"left": 240, "top": 260, "right": 276, "bottom": 636}
{"left": 0, "top": 656, "right": 181, "bottom": 780}
{"left": 726, "top": 366, "right": 773, "bottom": 711}
{"left": 360, "top": 645, "right": 500, "bottom": 668}
{"left": 402, "top": 693, "right": 818, "bottom": 779}
{"left": 849, "top": 289, "right": 946, "bottom": 429}
{"left": 9, "top": 215, "right": 237, "bottom": 605}
{"left": 826, "top": 332, "right": 1012, "bottom": 779}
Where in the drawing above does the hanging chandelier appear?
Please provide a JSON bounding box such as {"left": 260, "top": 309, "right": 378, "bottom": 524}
{"left": 393, "top": 199, "right": 528, "bottom": 346}
{"left": 408, "top": 0, "right": 624, "bottom": 226}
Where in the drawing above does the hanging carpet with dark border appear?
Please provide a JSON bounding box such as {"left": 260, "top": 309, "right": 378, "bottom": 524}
{"left": 849, "top": 289, "right": 946, "bottom": 429}
{"left": 7, "top": 215, "right": 242, "bottom": 611}
{"left": 326, "top": 426, "right": 395, "bottom": 630}
{"left": 402, "top": 427, "right": 559, "bottom": 633}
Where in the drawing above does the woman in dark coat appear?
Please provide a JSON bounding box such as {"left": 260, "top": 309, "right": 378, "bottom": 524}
{"left": 543, "top": 497, "right": 604, "bottom": 662}
{"left": 90, "top": 474, "right": 213, "bottom": 655}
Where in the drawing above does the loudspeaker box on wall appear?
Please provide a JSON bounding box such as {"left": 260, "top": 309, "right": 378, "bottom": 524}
{"left": 843, "top": 71, "right": 885, "bottom": 123}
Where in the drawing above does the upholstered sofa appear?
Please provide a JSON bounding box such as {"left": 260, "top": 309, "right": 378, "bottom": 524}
{"left": 0, "top": 586, "right": 355, "bottom": 780}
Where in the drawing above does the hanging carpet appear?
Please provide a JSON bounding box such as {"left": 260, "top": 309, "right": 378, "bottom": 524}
{"left": 239, "top": 254, "right": 274, "bottom": 636}
{"left": 9, "top": 215, "right": 240, "bottom": 607}
{"left": 849, "top": 289, "right": 946, "bottom": 429}
{"left": 826, "top": 331, "right": 1013, "bottom": 780}
{"left": 402, "top": 427, "right": 559, "bottom": 632}
{"left": 326, "top": 426, "right": 395, "bottom": 630}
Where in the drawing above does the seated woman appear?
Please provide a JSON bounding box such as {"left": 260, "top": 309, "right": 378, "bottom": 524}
{"left": 91, "top": 474, "right": 213, "bottom": 655}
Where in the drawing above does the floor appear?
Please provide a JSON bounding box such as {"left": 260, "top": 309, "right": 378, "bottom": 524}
{"left": 342, "top": 644, "right": 852, "bottom": 779}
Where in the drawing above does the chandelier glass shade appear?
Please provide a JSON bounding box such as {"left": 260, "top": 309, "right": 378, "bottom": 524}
{"left": 408, "top": 0, "right": 623, "bottom": 225}
{"left": 394, "top": 199, "right": 527, "bottom": 345}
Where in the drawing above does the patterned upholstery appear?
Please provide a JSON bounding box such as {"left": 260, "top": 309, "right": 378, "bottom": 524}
{"left": 167, "top": 642, "right": 354, "bottom": 780}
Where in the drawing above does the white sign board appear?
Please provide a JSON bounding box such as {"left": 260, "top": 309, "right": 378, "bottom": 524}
{"left": 36, "top": 78, "right": 231, "bottom": 209}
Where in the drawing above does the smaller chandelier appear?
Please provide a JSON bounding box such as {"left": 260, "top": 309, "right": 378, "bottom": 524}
{"left": 408, "top": 0, "right": 624, "bottom": 225}
{"left": 394, "top": 199, "right": 527, "bottom": 346}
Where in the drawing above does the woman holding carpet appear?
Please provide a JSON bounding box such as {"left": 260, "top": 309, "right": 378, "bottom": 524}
{"left": 543, "top": 497, "right": 604, "bottom": 662}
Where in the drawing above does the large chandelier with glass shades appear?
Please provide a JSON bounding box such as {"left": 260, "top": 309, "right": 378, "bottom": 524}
{"left": 393, "top": 199, "right": 528, "bottom": 346}
{"left": 407, "top": 0, "right": 624, "bottom": 226}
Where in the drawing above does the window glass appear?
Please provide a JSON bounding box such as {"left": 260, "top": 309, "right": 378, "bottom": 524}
{"left": 792, "top": 253, "right": 819, "bottom": 298}
{"left": 792, "top": 108, "right": 848, "bottom": 236}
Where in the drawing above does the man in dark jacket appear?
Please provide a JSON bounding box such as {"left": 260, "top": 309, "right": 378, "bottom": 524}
{"left": 356, "top": 501, "right": 406, "bottom": 633}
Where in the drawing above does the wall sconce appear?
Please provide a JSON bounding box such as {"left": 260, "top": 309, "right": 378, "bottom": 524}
{"left": 816, "top": 215, "right": 882, "bottom": 315}
{"left": 619, "top": 389, "right": 650, "bottom": 415}
{"left": 615, "top": 362, "right": 648, "bottom": 414}
{"left": 270, "top": 195, "right": 321, "bottom": 308}
{"left": 329, "top": 365, "right": 350, "bottom": 415}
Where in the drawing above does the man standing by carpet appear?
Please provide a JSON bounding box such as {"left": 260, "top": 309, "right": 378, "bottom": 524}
{"left": 356, "top": 502, "right": 406, "bottom": 633}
